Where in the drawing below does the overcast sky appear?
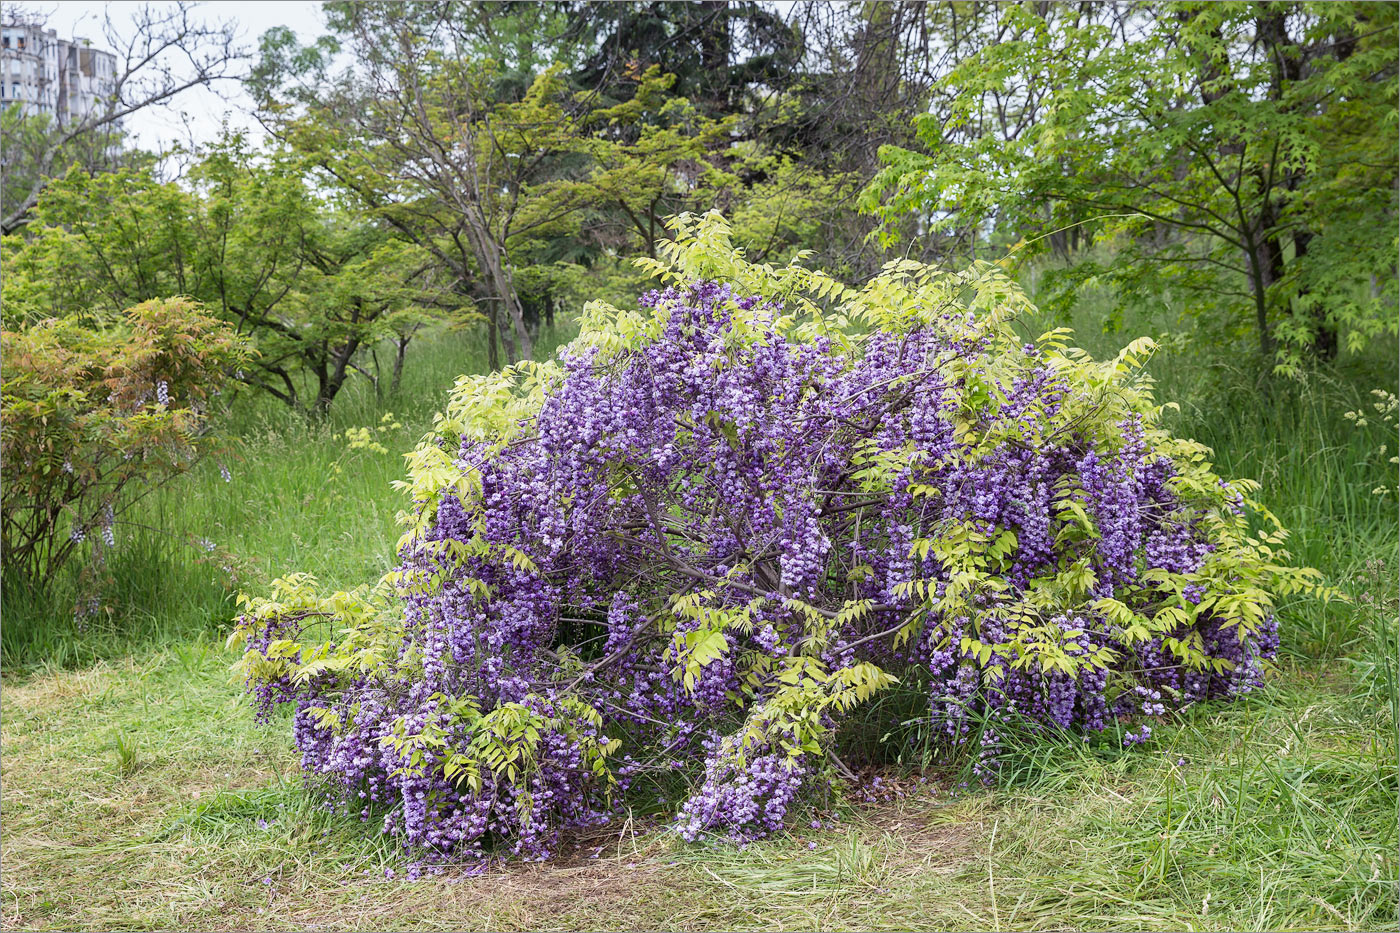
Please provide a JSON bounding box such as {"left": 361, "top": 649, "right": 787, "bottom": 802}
{"left": 31, "top": 1, "right": 329, "bottom": 151}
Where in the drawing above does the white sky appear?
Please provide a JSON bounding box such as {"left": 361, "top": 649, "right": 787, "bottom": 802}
{"left": 31, "top": 1, "right": 329, "bottom": 151}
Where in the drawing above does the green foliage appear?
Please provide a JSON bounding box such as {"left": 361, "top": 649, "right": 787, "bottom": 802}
{"left": 566, "top": 67, "right": 741, "bottom": 255}
{"left": 0, "top": 104, "right": 138, "bottom": 234}
{"left": 0, "top": 298, "right": 248, "bottom": 582}
{"left": 2, "top": 139, "right": 466, "bottom": 413}
{"left": 1, "top": 165, "right": 197, "bottom": 326}
{"left": 863, "top": 2, "right": 1399, "bottom": 372}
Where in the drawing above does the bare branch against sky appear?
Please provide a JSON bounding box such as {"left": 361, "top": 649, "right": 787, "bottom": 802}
{"left": 19, "top": 1, "right": 327, "bottom": 150}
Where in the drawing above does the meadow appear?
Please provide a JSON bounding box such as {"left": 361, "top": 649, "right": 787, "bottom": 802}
{"left": 2, "top": 284, "right": 1395, "bottom": 932}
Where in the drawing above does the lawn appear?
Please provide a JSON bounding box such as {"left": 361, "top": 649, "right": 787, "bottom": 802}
{"left": 3, "top": 302, "right": 1396, "bottom": 931}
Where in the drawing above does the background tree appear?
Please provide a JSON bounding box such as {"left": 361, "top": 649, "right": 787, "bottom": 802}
{"left": 731, "top": 2, "right": 950, "bottom": 277}
{"left": 254, "top": 3, "right": 812, "bottom": 367}
{"left": 862, "top": 1, "right": 1399, "bottom": 372}
{"left": 562, "top": 1, "right": 803, "bottom": 120}
{"left": 2, "top": 139, "right": 462, "bottom": 414}
{"left": 257, "top": 5, "right": 604, "bottom": 368}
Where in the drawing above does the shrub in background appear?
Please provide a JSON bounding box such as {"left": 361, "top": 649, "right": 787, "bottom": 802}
{"left": 233, "top": 213, "right": 1329, "bottom": 861}
{"left": 1, "top": 298, "right": 248, "bottom": 584}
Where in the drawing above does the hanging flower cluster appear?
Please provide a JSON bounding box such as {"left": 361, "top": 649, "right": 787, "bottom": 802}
{"left": 232, "top": 213, "right": 1326, "bottom": 860}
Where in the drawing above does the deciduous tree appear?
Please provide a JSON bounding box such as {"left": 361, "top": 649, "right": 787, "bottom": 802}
{"left": 863, "top": 1, "right": 1398, "bottom": 371}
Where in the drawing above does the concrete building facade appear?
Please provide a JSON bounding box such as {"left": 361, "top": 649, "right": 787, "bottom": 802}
{"left": 1, "top": 16, "right": 118, "bottom": 127}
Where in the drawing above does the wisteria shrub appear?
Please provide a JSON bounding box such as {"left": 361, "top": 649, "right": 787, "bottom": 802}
{"left": 232, "top": 213, "right": 1328, "bottom": 860}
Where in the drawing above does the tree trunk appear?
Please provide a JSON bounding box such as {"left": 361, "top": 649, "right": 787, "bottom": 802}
{"left": 1292, "top": 230, "right": 1336, "bottom": 360}
{"left": 492, "top": 253, "right": 532, "bottom": 363}
{"left": 312, "top": 359, "right": 330, "bottom": 416}
{"left": 465, "top": 224, "right": 530, "bottom": 365}
{"left": 1244, "top": 230, "right": 1275, "bottom": 361}
{"left": 486, "top": 305, "right": 501, "bottom": 372}
{"left": 392, "top": 335, "right": 409, "bottom": 393}
{"left": 315, "top": 340, "right": 360, "bottom": 415}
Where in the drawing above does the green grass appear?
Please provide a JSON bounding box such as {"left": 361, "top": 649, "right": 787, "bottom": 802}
{"left": 2, "top": 302, "right": 1396, "bottom": 930}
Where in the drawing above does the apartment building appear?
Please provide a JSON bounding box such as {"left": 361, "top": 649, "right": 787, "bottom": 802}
{"left": 1, "top": 15, "right": 118, "bottom": 127}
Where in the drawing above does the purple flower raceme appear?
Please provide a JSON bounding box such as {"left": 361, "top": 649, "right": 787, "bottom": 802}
{"left": 231, "top": 215, "right": 1326, "bottom": 861}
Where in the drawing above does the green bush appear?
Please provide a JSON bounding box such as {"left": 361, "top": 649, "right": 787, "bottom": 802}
{"left": 1, "top": 298, "right": 248, "bottom": 584}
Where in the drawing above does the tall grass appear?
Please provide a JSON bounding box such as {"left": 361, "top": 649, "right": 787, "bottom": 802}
{"left": 0, "top": 530, "right": 232, "bottom": 672}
